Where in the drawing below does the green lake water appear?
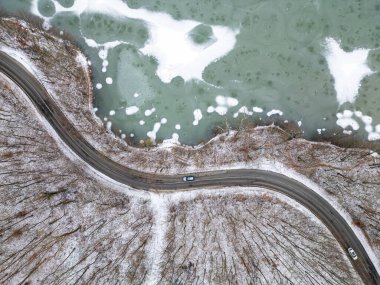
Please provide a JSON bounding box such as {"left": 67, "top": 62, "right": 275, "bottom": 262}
{"left": 1, "top": 0, "right": 380, "bottom": 145}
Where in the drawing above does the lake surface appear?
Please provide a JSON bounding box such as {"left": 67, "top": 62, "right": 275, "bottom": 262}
{"left": 2, "top": 0, "right": 380, "bottom": 145}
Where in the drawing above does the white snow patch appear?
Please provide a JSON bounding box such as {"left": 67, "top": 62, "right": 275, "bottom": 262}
{"left": 233, "top": 106, "right": 253, "bottom": 118}
{"left": 215, "top": 95, "right": 239, "bottom": 107}
{"left": 336, "top": 109, "right": 380, "bottom": 140}
{"left": 145, "top": 194, "right": 169, "bottom": 285}
{"left": 324, "top": 37, "right": 374, "bottom": 105}
{"left": 144, "top": 108, "right": 156, "bottom": 116}
{"left": 267, "top": 109, "right": 283, "bottom": 117}
{"left": 31, "top": 0, "right": 239, "bottom": 83}
{"left": 368, "top": 133, "right": 380, "bottom": 141}
{"left": 83, "top": 37, "right": 128, "bottom": 72}
{"left": 125, "top": 106, "right": 139, "bottom": 115}
{"left": 147, "top": 122, "right": 161, "bottom": 143}
{"left": 193, "top": 109, "right": 203, "bottom": 125}
{"left": 75, "top": 52, "right": 88, "bottom": 68}
{"left": 317, "top": 128, "right": 326, "bottom": 135}
{"left": 336, "top": 111, "right": 360, "bottom": 131}
{"left": 105, "top": 77, "right": 113, "bottom": 84}
{"left": 208, "top": 96, "right": 238, "bottom": 116}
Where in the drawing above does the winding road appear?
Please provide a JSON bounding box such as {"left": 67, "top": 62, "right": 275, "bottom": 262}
{"left": 0, "top": 50, "right": 379, "bottom": 285}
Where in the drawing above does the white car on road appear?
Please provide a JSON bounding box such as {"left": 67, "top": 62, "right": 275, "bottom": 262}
{"left": 348, "top": 247, "right": 358, "bottom": 260}
{"left": 182, "top": 176, "right": 195, "bottom": 182}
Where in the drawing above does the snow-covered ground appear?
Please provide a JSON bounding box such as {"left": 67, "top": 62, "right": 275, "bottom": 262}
{"left": 0, "top": 72, "right": 364, "bottom": 284}
{"left": 0, "top": 17, "right": 379, "bottom": 283}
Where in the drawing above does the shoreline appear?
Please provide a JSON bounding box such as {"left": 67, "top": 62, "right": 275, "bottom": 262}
{"left": 0, "top": 11, "right": 379, "bottom": 252}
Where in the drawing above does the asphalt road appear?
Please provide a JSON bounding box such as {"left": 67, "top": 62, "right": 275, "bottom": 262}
{"left": 0, "top": 50, "right": 379, "bottom": 285}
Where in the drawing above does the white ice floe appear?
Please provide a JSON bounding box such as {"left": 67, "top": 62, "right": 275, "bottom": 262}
{"left": 147, "top": 122, "right": 161, "bottom": 143}
{"left": 336, "top": 111, "right": 360, "bottom": 131}
{"left": 96, "top": 83, "right": 102, "bottom": 89}
{"left": 105, "top": 77, "right": 113, "bottom": 84}
{"left": 193, "top": 109, "right": 203, "bottom": 125}
{"left": 324, "top": 37, "right": 375, "bottom": 105}
{"left": 125, "top": 106, "right": 139, "bottom": 115}
{"left": 84, "top": 38, "right": 128, "bottom": 73}
{"left": 144, "top": 108, "right": 156, "bottom": 116}
{"left": 317, "top": 128, "right": 326, "bottom": 135}
{"left": 336, "top": 109, "right": 380, "bottom": 140}
{"left": 207, "top": 96, "right": 239, "bottom": 116}
{"left": 215, "top": 95, "right": 239, "bottom": 107}
{"left": 31, "top": 0, "right": 239, "bottom": 83}
{"left": 233, "top": 106, "right": 253, "bottom": 118}
{"left": 109, "top": 110, "right": 116, "bottom": 116}
{"left": 267, "top": 109, "right": 283, "bottom": 117}
{"left": 175, "top": 124, "right": 181, "bottom": 130}
{"left": 160, "top": 118, "right": 167, "bottom": 124}
{"left": 139, "top": 120, "right": 145, "bottom": 125}
{"left": 252, "top": 106, "right": 263, "bottom": 113}
{"left": 214, "top": 106, "right": 228, "bottom": 116}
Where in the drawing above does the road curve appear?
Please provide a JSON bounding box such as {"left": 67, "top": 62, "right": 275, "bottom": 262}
{"left": 0, "top": 50, "right": 379, "bottom": 285}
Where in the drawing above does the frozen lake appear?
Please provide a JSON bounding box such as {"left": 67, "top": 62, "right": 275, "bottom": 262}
{"left": 2, "top": 0, "right": 380, "bottom": 145}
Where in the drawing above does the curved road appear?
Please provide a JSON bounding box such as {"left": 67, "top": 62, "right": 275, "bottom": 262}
{"left": 0, "top": 51, "right": 379, "bottom": 285}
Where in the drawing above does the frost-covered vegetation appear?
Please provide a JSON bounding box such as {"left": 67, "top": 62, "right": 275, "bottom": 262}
{"left": 0, "top": 73, "right": 363, "bottom": 284}
{"left": 158, "top": 192, "right": 361, "bottom": 285}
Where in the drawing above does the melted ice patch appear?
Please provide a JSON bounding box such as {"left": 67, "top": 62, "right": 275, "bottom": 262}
{"left": 324, "top": 38, "right": 374, "bottom": 105}
{"left": 31, "top": 0, "right": 239, "bottom": 83}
